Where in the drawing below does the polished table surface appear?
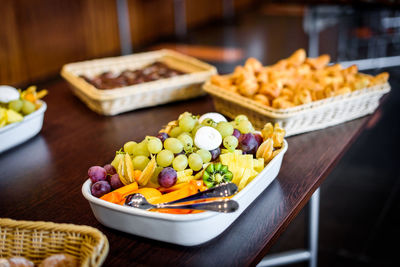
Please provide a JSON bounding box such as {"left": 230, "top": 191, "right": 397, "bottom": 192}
{"left": 0, "top": 79, "right": 372, "bottom": 266}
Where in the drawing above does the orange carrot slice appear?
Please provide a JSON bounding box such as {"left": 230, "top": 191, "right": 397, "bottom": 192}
{"left": 151, "top": 183, "right": 197, "bottom": 204}
{"left": 100, "top": 191, "right": 123, "bottom": 204}
{"left": 131, "top": 188, "right": 162, "bottom": 203}
{"left": 158, "top": 182, "right": 189, "bottom": 193}
{"left": 155, "top": 209, "right": 192, "bottom": 214}
{"left": 113, "top": 182, "right": 138, "bottom": 196}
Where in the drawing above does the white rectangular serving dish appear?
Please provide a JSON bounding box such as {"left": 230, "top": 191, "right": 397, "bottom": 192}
{"left": 0, "top": 101, "right": 46, "bottom": 153}
{"left": 82, "top": 140, "right": 287, "bottom": 246}
{"left": 61, "top": 49, "right": 217, "bottom": 115}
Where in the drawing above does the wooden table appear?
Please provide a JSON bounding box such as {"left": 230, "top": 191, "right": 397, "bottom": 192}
{"left": 0, "top": 79, "right": 372, "bottom": 266}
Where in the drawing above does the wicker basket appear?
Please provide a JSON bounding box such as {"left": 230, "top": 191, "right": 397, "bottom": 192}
{"left": 61, "top": 49, "right": 216, "bottom": 115}
{"left": 0, "top": 218, "right": 109, "bottom": 267}
{"left": 203, "top": 79, "right": 390, "bottom": 136}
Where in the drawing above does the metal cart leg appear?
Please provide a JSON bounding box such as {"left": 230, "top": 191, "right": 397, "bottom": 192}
{"left": 308, "top": 188, "right": 320, "bottom": 267}
{"left": 173, "top": 0, "right": 187, "bottom": 38}
{"left": 116, "top": 0, "right": 132, "bottom": 55}
{"left": 257, "top": 188, "right": 320, "bottom": 267}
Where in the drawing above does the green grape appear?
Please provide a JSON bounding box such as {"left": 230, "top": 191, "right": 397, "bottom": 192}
{"left": 123, "top": 141, "right": 137, "bottom": 154}
{"left": 179, "top": 112, "right": 193, "bottom": 119}
{"left": 196, "top": 149, "right": 212, "bottom": 163}
{"left": 164, "top": 138, "right": 183, "bottom": 154}
{"left": 8, "top": 99, "right": 23, "bottom": 112}
{"left": 147, "top": 138, "right": 163, "bottom": 154}
{"left": 230, "top": 120, "right": 239, "bottom": 129}
{"left": 221, "top": 148, "right": 231, "bottom": 154}
{"left": 172, "top": 154, "right": 188, "bottom": 171}
{"left": 191, "top": 124, "right": 203, "bottom": 136}
{"left": 179, "top": 115, "right": 196, "bottom": 132}
{"left": 177, "top": 133, "right": 193, "bottom": 149}
{"left": 132, "top": 156, "right": 150, "bottom": 171}
{"left": 111, "top": 153, "right": 124, "bottom": 169}
{"left": 216, "top": 121, "right": 234, "bottom": 138}
{"left": 223, "top": 136, "right": 239, "bottom": 151}
{"left": 156, "top": 150, "right": 174, "bottom": 167}
{"left": 150, "top": 166, "right": 164, "bottom": 185}
{"left": 21, "top": 100, "right": 36, "bottom": 115}
{"left": 132, "top": 141, "right": 150, "bottom": 157}
{"left": 188, "top": 153, "right": 203, "bottom": 171}
{"left": 169, "top": 126, "right": 183, "bottom": 137}
{"left": 235, "top": 114, "right": 249, "bottom": 122}
{"left": 145, "top": 136, "right": 157, "bottom": 143}
{"left": 238, "top": 120, "right": 254, "bottom": 134}
{"left": 201, "top": 118, "right": 217, "bottom": 127}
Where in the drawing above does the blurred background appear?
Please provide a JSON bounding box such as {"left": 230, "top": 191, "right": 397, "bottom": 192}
{"left": 3, "top": 0, "right": 400, "bottom": 85}
{"left": 1, "top": 1, "right": 399, "bottom": 266}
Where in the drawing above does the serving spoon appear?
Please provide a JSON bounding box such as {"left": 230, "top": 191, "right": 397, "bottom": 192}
{"left": 125, "top": 183, "right": 239, "bottom": 213}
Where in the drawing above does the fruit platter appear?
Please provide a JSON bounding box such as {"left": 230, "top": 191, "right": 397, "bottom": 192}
{"left": 82, "top": 112, "right": 287, "bottom": 245}
{"left": 0, "top": 85, "right": 47, "bottom": 153}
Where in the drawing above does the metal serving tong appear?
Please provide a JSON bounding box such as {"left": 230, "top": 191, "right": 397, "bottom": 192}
{"left": 124, "top": 183, "right": 239, "bottom": 213}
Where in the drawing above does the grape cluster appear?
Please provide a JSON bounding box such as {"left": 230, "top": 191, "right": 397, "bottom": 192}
{"left": 88, "top": 164, "right": 119, "bottom": 197}
{"left": 8, "top": 99, "right": 36, "bottom": 115}
{"left": 90, "top": 112, "right": 265, "bottom": 195}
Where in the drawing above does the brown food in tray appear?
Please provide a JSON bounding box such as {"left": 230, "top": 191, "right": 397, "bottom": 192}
{"left": 0, "top": 254, "right": 77, "bottom": 267}
{"left": 80, "top": 61, "right": 186, "bottom": 90}
{"left": 210, "top": 49, "right": 389, "bottom": 109}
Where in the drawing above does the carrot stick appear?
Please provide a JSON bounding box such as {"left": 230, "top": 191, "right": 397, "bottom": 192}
{"left": 113, "top": 182, "right": 138, "bottom": 196}
{"left": 158, "top": 182, "right": 189, "bottom": 193}
{"left": 100, "top": 182, "right": 139, "bottom": 204}
{"left": 155, "top": 209, "right": 192, "bottom": 214}
{"left": 100, "top": 191, "right": 123, "bottom": 204}
{"left": 133, "top": 188, "right": 162, "bottom": 202}
{"left": 189, "top": 180, "right": 208, "bottom": 192}
{"left": 151, "top": 183, "right": 197, "bottom": 204}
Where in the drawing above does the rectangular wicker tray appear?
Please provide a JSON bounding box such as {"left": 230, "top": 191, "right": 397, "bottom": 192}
{"left": 61, "top": 49, "right": 216, "bottom": 115}
{"left": 0, "top": 218, "right": 109, "bottom": 267}
{"left": 203, "top": 79, "right": 390, "bottom": 136}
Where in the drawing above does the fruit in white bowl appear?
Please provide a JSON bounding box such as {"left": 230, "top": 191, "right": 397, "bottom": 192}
{"left": 85, "top": 112, "right": 286, "bottom": 214}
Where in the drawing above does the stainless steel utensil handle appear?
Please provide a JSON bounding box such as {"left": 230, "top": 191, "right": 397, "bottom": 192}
{"left": 156, "top": 199, "right": 239, "bottom": 213}
{"left": 166, "top": 183, "right": 238, "bottom": 205}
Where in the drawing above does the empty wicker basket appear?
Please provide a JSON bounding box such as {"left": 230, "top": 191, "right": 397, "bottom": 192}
{"left": 0, "top": 218, "right": 109, "bottom": 267}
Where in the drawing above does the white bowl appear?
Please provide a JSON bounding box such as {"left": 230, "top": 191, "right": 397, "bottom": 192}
{"left": 82, "top": 140, "right": 287, "bottom": 246}
{"left": 0, "top": 101, "right": 47, "bottom": 153}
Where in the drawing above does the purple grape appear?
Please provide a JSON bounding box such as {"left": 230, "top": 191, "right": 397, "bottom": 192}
{"left": 239, "top": 133, "right": 258, "bottom": 155}
{"left": 103, "top": 164, "right": 116, "bottom": 176}
{"left": 156, "top": 132, "right": 169, "bottom": 142}
{"left": 232, "top": 129, "right": 241, "bottom": 139}
{"left": 254, "top": 133, "right": 263, "bottom": 147}
{"left": 91, "top": 181, "right": 111, "bottom": 198}
{"left": 209, "top": 147, "right": 221, "bottom": 161}
{"left": 158, "top": 167, "right": 177, "bottom": 188}
{"left": 88, "top": 166, "right": 107, "bottom": 183}
{"left": 110, "top": 174, "right": 124, "bottom": 190}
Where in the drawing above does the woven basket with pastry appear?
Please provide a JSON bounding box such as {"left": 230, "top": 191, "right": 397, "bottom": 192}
{"left": 203, "top": 49, "right": 390, "bottom": 136}
{"left": 0, "top": 218, "right": 108, "bottom": 267}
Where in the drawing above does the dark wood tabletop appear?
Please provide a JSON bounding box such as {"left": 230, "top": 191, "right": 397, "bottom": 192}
{"left": 0, "top": 78, "right": 372, "bottom": 267}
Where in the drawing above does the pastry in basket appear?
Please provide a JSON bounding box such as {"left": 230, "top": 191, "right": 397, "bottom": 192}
{"left": 0, "top": 254, "right": 77, "bottom": 267}
{"left": 209, "top": 49, "right": 389, "bottom": 109}
{"left": 85, "top": 112, "right": 286, "bottom": 214}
